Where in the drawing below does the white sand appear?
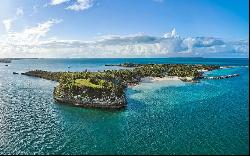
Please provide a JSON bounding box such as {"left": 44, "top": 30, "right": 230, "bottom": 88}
{"left": 141, "top": 76, "right": 181, "bottom": 83}
{"left": 130, "top": 76, "right": 185, "bottom": 91}
{"left": 197, "top": 69, "right": 208, "bottom": 72}
{"left": 220, "top": 66, "right": 227, "bottom": 69}
{"left": 179, "top": 77, "right": 194, "bottom": 81}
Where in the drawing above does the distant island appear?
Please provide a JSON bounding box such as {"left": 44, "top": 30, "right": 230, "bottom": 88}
{"left": 0, "top": 58, "right": 38, "bottom": 64}
{"left": 0, "top": 58, "right": 23, "bottom": 63}
{"left": 0, "top": 58, "right": 12, "bottom": 63}
{"left": 21, "top": 63, "right": 239, "bottom": 109}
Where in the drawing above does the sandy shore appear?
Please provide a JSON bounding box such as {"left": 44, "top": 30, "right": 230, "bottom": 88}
{"left": 128, "top": 76, "right": 194, "bottom": 89}
{"left": 197, "top": 69, "right": 208, "bottom": 72}
{"left": 141, "top": 76, "right": 196, "bottom": 83}
{"left": 141, "top": 76, "right": 181, "bottom": 83}
{"left": 130, "top": 76, "right": 186, "bottom": 90}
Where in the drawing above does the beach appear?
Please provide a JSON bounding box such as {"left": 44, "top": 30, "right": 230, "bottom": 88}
{"left": 141, "top": 76, "right": 181, "bottom": 82}
{"left": 140, "top": 76, "right": 195, "bottom": 84}
{"left": 130, "top": 76, "right": 186, "bottom": 91}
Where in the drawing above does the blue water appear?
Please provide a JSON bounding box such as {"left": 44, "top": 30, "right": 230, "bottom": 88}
{"left": 0, "top": 58, "right": 249, "bottom": 155}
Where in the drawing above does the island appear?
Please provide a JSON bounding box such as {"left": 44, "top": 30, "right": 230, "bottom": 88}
{"left": 0, "top": 58, "right": 12, "bottom": 63}
{"left": 21, "top": 63, "right": 238, "bottom": 109}
{"left": 0, "top": 58, "right": 22, "bottom": 64}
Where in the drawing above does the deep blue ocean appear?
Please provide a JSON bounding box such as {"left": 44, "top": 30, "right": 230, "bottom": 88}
{"left": 0, "top": 58, "right": 249, "bottom": 155}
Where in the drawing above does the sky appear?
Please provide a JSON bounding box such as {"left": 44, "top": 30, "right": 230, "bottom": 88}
{"left": 0, "top": 0, "right": 249, "bottom": 58}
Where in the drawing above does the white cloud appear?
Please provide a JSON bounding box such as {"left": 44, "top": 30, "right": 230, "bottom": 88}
{"left": 163, "top": 28, "right": 179, "bottom": 38}
{"left": 2, "top": 7, "right": 24, "bottom": 32}
{"left": 50, "top": 0, "right": 70, "bottom": 5}
{"left": 0, "top": 19, "right": 62, "bottom": 58}
{"left": 5, "top": 19, "right": 62, "bottom": 46}
{"left": 0, "top": 28, "right": 248, "bottom": 58}
{"left": 48, "top": 0, "right": 94, "bottom": 11}
{"left": 66, "top": 0, "right": 93, "bottom": 11}
{"left": 2, "top": 19, "right": 13, "bottom": 32}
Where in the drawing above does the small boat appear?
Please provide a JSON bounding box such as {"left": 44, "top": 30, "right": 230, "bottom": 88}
{"left": 5, "top": 64, "right": 8, "bottom": 66}
{"left": 13, "top": 72, "right": 19, "bottom": 75}
{"left": 68, "top": 66, "right": 71, "bottom": 68}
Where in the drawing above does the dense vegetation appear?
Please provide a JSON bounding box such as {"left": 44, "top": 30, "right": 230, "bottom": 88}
{"left": 22, "top": 63, "right": 220, "bottom": 109}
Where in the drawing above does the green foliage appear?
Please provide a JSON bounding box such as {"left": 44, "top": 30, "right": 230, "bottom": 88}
{"left": 74, "top": 79, "right": 104, "bottom": 89}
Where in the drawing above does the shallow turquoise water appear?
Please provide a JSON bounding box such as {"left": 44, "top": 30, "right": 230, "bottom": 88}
{"left": 0, "top": 58, "right": 249, "bottom": 154}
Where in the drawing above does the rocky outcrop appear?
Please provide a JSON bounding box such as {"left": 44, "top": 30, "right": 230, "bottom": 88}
{"left": 53, "top": 87, "right": 126, "bottom": 109}
{"left": 200, "top": 74, "right": 240, "bottom": 80}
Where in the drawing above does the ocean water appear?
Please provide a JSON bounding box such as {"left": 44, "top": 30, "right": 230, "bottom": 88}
{"left": 0, "top": 58, "right": 248, "bottom": 155}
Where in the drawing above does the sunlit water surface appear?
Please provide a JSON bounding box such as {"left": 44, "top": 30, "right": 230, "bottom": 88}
{"left": 0, "top": 58, "right": 248, "bottom": 154}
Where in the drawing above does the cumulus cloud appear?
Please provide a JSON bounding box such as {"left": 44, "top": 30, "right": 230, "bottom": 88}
{"left": 4, "top": 19, "right": 62, "bottom": 46}
{"left": 163, "top": 28, "right": 179, "bottom": 38}
{"left": 2, "top": 19, "right": 13, "bottom": 32}
{"left": 66, "top": 0, "right": 93, "bottom": 11}
{"left": 49, "top": 0, "right": 94, "bottom": 11}
{"left": 0, "top": 27, "right": 248, "bottom": 58}
{"left": 0, "top": 19, "right": 62, "bottom": 57}
{"left": 50, "top": 0, "right": 70, "bottom": 5}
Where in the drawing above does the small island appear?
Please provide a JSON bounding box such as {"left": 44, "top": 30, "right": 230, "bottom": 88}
{"left": 0, "top": 58, "right": 12, "bottom": 63}
{"left": 22, "top": 63, "right": 234, "bottom": 109}
{"left": 0, "top": 58, "right": 22, "bottom": 64}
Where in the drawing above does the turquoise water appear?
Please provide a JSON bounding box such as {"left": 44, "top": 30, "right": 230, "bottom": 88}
{"left": 0, "top": 58, "right": 249, "bottom": 155}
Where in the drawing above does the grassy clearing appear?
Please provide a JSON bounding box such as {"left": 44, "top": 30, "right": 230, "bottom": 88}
{"left": 74, "top": 79, "right": 104, "bottom": 89}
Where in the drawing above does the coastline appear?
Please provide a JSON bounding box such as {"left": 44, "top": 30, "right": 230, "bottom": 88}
{"left": 130, "top": 76, "right": 186, "bottom": 91}
{"left": 139, "top": 75, "right": 197, "bottom": 83}
{"left": 21, "top": 63, "right": 224, "bottom": 109}
{"left": 127, "top": 76, "right": 188, "bottom": 88}
{"left": 141, "top": 76, "right": 181, "bottom": 82}
{"left": 54, "top": 96, "right": 126, "bottom": 109}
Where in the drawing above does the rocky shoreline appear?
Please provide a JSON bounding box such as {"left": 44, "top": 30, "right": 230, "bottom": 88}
{"left": 200, "top": 74, "right": 240, "bottom": 79}
{"left": 53, "top": 87, "right": 126, "bottom": 109}
{"left": 54, "top": 95, "right": 126, "bottom": 109}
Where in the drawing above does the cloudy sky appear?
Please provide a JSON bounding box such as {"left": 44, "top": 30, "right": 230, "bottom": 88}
{"left": 0, "top": 0, "right": 249, "bottom": 58}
